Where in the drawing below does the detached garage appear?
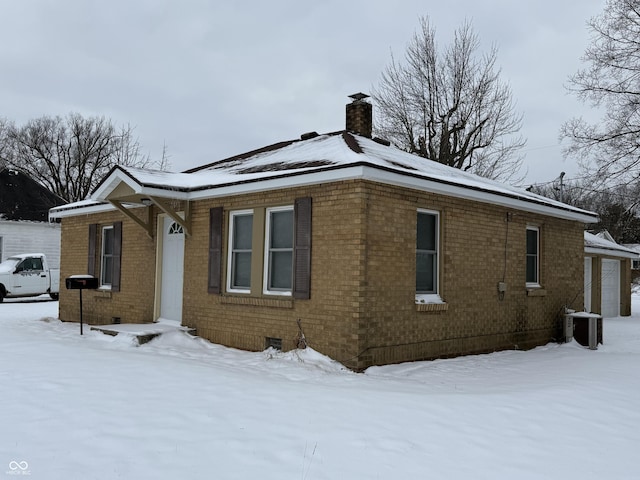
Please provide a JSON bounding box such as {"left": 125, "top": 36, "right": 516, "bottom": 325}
{"left": 584, "top": 231, "right": 638, "bottom": 317}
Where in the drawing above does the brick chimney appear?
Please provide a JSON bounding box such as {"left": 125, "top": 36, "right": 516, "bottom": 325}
{"left": 345, "top": 93, "right": 372, "bottom": 138}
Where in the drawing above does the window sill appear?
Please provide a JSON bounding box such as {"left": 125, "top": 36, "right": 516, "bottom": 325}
{"left": 221, "top": 295, "right": 293, "bottom": 309}
{"left": 226, "top": 288, "right": 251, "bottom": 295}
{"left": 526, "top": 287, "right": 547, "bottom": 297}
{"left": 416, "top": 302, "right": 448, "bottom": 313}
{"left": 262, "top": 290, "right": 293, "bottom": 298}
{"left": 415, "top": 294, "right": 448, "bottom": 313}
{"left": 94, "top": 289, "right": 112, "bottom": 300}
{"left": 415, "top": 293, "right": 445, "bottom": 303}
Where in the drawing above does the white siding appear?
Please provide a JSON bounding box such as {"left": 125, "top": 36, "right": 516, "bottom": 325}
{"left": 0, "top": 221, "right": 61, "bottom": 268}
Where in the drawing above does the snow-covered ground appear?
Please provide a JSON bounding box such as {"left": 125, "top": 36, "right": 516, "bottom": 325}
{"left": 2, "top": 296, "right": 639, "bottom": 479}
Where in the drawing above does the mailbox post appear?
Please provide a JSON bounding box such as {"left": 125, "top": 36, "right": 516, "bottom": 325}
{"left": 65, "top": 275, "right": 99, "bottom": 335}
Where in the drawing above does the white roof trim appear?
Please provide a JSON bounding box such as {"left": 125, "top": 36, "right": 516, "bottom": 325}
{"left": 187, "top": 165, "right": 366, "bottom": 200}
{"left": 188, "top": 164, "right": 596, "bottom": 223}
{"left": 361, "top": 167, "right": 597, "bottom": 223}
{"left": 49, "top": 201, "right": 144, "bottom": 219}
{"left": 50, "top": 131, "right": 598, "bottom": 224}
{"left": 92, "top": 168, "right": 190, "bottom": 201}
{"left": 50, "top": 163, "right": 598, "bottom": 223}
{"left": 584, "top": 231, "right": 638, "bottom": 258}
{"left": 585, "top": 246, "right": 639, "bottom": 259}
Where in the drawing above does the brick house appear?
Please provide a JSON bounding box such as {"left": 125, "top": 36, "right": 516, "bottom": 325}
{"left": 50, "top": 95, "right": 598, "bottom": 370}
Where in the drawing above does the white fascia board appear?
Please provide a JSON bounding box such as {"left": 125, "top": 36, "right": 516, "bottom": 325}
{"left": 129, "top": 185, "right": 190, "bottom": 201}
{"left": 92, "top": 170, "right": 191, "bottom": 202}
{"left": 187, "top": 166, "right": 367, "bottom": 200}
{"left": 49, "top": 202, "right": 146, "bottom": 219}
{"left": 189, "top": 165, "right": 597, "bottom": 223}
{"left": 52, "top": 163, "right": 598, "bottom": 224}
{"left": 585, "top": 246, "right": 639, "bottom": 259}
{"left": 92, "top": 170, "right": 142, "bottom": 199}
{"left": 49, "top": 202, "right": 116, "bottom": 219}
{"left": 361, "top": 167, "right": 598, "bottom": 223}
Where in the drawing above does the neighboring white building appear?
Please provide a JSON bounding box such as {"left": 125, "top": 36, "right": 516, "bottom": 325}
{"left": 0, "top": 169, "right": 65, "bottom": 268}
{"left": 0, "top": 220, "right": 62, "bottom": 268}
{"left": 584, "top": 231, "right": 639, "bottom": 317}
{"left": 621, "top": 243, "right": 640, "bottom": 272}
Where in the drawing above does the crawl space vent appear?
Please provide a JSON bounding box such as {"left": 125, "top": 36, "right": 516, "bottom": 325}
{"left": 265, "top": 337, "right": 282, "bottom": 350}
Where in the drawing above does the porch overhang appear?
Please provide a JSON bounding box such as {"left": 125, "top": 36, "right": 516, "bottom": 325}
{"left": 93, "top": 167, "right": 192, "bottom": 237}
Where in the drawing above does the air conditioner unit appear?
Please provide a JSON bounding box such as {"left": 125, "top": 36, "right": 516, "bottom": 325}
{"left": 564, "top": 315, "right": 574, "bottom": 343}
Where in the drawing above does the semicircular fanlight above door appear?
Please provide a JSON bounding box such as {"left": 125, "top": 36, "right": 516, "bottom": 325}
{"left": 168, "top": 222, "right": 184, "bottom": 235}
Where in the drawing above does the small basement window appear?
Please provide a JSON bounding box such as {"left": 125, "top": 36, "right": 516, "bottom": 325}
{"left": 265, "top": 337, "right": 282, "bottom": 350}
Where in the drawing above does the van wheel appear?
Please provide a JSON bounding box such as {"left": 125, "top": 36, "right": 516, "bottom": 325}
{"left": 49, "top": 292, "right": 59, "bottom": 301}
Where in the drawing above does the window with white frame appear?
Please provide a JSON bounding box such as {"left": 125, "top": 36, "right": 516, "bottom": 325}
{"left": 227, "top": 210, "right": 253, "bottom": 292}
{"left": 416, "top": 210, "right": 439, "bottom": 294}
{"left": 101, "top": 226, "right": 115, "bottom": 287}
{"left": 264, "top": 206, "right": 294, "bottom": 295}
{"left": 526, "top": 226, "right": 540, "bottom": 286}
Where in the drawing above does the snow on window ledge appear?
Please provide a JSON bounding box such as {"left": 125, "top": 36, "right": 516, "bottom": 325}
{"left": 415, "top": 293, "right": 445, "bottom": 304}
{"left": 93, "top": 288, "right": 112, "bottom": 299}
{"left": 415, "top": 294, "right": 448, "bottom": 313}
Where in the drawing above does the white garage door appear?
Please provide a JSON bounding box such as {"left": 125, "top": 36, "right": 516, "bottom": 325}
{"left": 601, "top": 259, "right": 620, "bottom": 318}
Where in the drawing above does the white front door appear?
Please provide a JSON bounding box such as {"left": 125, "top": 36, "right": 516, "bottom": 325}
{"left": 601, "top": 259, "right": 620, "bottom": 318}
{"left": 160, "top": 216, "right": 185, "bottom": 323}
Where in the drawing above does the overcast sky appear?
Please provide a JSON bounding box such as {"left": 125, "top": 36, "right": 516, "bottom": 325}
{"left": 0, "top": 0, "right": 607, "bottom": 186}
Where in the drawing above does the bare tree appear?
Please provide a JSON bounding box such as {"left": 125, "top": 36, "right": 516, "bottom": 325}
{"left": 0, "top": 113, "right": 166, "bottom": 203}
{"left": 530, "top": 176, "right": 640, "bottom": 242}
{"left": 561, "top": 0, "right": 640, "bottom": 185}
{"left": 372, "top": 17, "right": 525, "bottom": 182}
{"left": 0, "top": 118, "right": 10, "bottom": 170}
{"left": 528, "top": 176, "right": 596, "bottom": 210}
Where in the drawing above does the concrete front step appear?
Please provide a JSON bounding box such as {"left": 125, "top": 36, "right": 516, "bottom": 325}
{"left": 90, "top": 323, "right": 196, "bottom": 345}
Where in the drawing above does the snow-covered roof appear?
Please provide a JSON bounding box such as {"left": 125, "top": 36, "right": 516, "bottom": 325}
{"left": 1, "top": 168, "right": 66, "bottom": 222}
{"left": 585, "top": 231, "right": 639, "bottom": 259}
{"left": 622, "top": 243, "right": 640, "bottom": 254}
{"left": 50, "top": 131, "right": 598, "bottom": 223}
